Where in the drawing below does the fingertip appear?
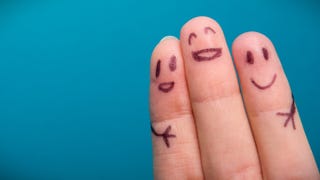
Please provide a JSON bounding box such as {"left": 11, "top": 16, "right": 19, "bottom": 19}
{"left": 232, "top": 32, "right": 275, "bottom": 64}
{"left": 150, "top": 36, "right": 180, "bottom": 81}
{"left": 159, "top": 35, "right": 178, "bottom": 43}
{"left": 232, "top": 31, "right": 291, "bottom": 112}
{"left": 232, "top": 32, "right": 271, "bottom": 48}
{"left": 180, "top": 16, "right": 224, "bottom": 46}
{"left": 151, "top": 35, "right": 179, "bottom": 56}
{"left": 180, "top": 16, "right": 221, "bottom": 31}
{"left": 179, "top": 16, "right": 238, "bottom": 102}
{"left": 149, "top": 35, "right": 191, "bottom": 122}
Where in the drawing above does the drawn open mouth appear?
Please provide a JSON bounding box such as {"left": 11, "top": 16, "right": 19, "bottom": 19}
{"left": 251, "top": 73, "right": 277, "bottom": 90}
{"left": 158, "top": 81, "right": 175, "bottom": 93}
{"left": 192, "top": 48, "right": 222, "bottom": 61}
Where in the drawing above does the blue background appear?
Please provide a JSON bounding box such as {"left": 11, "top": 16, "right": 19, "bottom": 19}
{"left": 0, "top": 0, "right": 319, "bottom": 179}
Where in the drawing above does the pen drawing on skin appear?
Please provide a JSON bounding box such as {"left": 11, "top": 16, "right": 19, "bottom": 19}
{"left": 151, "top": 125, "right": 176, "bottom": 148}
{"left": 247, "top": 48, "right": 277, "bottom": 90}
{"left": 246, "top": 48, "right": 296, "bottom": 130}
{"left": 156, "top": 55, "right": 177, "bottom": 93}
{"left": 188, "top": 26, "right": 222, "bottom": 62}
{"left": 277, "top": 94, "right": 296, "bottom": 130}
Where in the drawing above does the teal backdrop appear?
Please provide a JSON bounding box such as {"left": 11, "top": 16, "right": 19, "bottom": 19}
{"left": 0, "top": 0, "right": 319, "bottom": 179}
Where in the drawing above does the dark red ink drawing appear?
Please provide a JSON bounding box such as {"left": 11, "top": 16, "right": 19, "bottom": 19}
{"left": 151, "top": 125, "right": 176, "bottom": 148}
{"left": 251, "top": 74, "right": 277, "bottom": 90}
{"left": 246, "top": 51, "right": 254, "bottom": 64}
{"left": 276, "top": 95, "right": 296, "bottom": 130}
{"left": 156, "top": 60, "right": 161, "bottom": 78}
{"left": 192, "top": 48, "right": 222, "bottom": 61}
{"left": 188, "top": 32, "right": 197, "bottom": 45}
{"left": 262, "top": 48, "right": 269, "bottom": 60}
{"left": 169, "top": 55, "right": 177, "bottom": 71}
{"left": 188, "top": 27, "right": 222, "bottom": 61}
{"left": 247, "top": 49, "right": 277, "bottom": 90}
{"left": 156, "top": 56, "right": 176, "bottom": 93}
{"left": 158, "top": 82, "right": 175, "bottom": 93}
{"left": 204, "top": 26, "right": 216, "bottom": 34}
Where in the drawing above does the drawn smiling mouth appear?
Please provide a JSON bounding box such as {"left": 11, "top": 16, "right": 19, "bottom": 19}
{"left": 192, "top": 48, "right": 222, "bottom": 61}
{"left": 251, "top": 73, "right": 277, "bottom": 90}
{"left": 158, "top": 81, "right": 175, "bottom": 93}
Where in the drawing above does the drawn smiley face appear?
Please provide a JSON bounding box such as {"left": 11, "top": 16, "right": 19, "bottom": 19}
{"left": 188, "top": 26, "right": 222, "bottom": 62}
{"left": 247, "top": 47, "right": 277, "bottom": 90}
{"left": 155, "top": 55, "right": 177, "bottom": 93}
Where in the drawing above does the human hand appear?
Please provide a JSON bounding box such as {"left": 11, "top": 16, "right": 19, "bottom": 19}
{"left": 149, "top": 16, "right": 319, "bottom": 179}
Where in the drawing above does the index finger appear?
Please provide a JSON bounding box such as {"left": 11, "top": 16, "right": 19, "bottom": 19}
{"left": 232, "top": 32, "right": 319, "bottom": 179}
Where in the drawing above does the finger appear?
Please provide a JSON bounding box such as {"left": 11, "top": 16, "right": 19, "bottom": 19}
{"left": 149, "top": 36, "right": 203, "bottom": 179}
{"left": 232, "top": 32, "right": 319, "bottom": 179}
{"left": 180, "top": 16, "right": 262, "bottom": 179}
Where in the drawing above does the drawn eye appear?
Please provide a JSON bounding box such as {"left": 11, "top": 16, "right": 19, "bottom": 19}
{"left": 188, "top": 33, "right": 197, "bottom": 45}
{"left": 156, "top": 60, "right": 161, "bottom": 78}
{"left": 246, "top": 51, "right": 254, "bottom": 64}
{"left": 204, "top": 27, "right": 216, "bottom": 34}
{"left": 262, "top": 48, "right": 269, "bottom": 60}
{"left": 169, "top": 55, "right": 176, "bottom": 71}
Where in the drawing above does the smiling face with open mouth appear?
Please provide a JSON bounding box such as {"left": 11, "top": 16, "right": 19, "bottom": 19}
{"left": 155, "top": 55, "right": 177, "bottom": 93}
{"left": 247, "top": 48, "right": 277, "bottom": 90}
{"left": 188, "top": 26, "right": 222, "bottom": 62}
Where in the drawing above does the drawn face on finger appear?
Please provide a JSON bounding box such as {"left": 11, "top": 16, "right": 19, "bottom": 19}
{"left": 188, "top": 26, "right": 222, "bottom": 62}
{"left": 155, "top": 55, "right": 177, "bottom": 93}
{"left": 246, "top": 47, "right": 277, "bottom": 90}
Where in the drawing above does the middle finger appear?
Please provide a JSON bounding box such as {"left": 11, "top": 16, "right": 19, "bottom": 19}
{"left": 180, "top": 16, "right": 262, "bottom": 179}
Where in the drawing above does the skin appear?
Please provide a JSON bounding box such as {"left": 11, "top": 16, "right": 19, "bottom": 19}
{"left": 150, "top": 17, "right": 319, "bottom": 179}
{"left": 150, "top": 38, "right": 203, "bottom": 179}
